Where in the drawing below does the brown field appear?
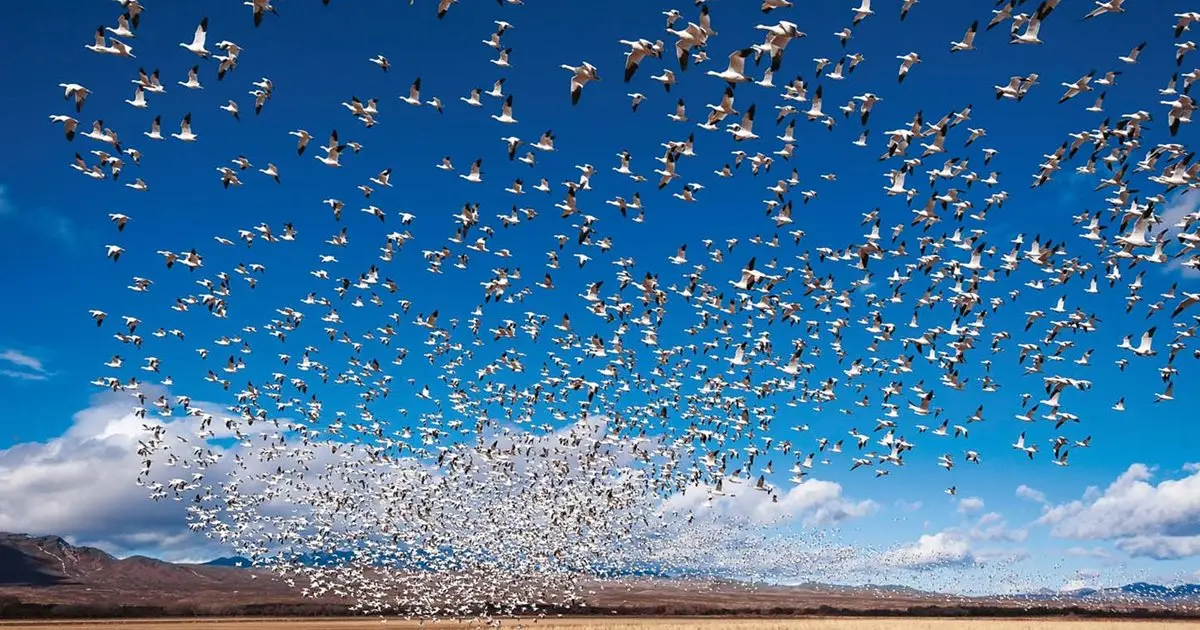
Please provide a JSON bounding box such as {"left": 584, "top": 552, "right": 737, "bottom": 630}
{"left": 1, "top": 619, "right": 1198, "bottom": 630}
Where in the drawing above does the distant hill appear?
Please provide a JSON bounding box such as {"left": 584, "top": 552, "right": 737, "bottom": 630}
{"left": 0, "top": 531, "right": 1197, "bottom": 620}
{"left": 0, "top": 531, "right": 312, "bottom": 610}
{"left": 201, "top": 556, "right": 253, "bottom": 567}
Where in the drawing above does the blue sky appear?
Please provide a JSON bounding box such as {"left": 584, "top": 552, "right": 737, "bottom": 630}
{"left": 1, "top": 0, "right": 1199, "bottom": 594}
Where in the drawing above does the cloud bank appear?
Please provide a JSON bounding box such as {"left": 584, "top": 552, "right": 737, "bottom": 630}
{"left": 1039, "top": 463, "right": 1200, "bottom": 559}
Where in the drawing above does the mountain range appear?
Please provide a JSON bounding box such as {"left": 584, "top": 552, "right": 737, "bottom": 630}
{"left": 1, "top": 532, "right": 1196, "bottom": 619}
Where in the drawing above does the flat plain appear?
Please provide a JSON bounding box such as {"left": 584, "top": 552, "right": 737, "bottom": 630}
{"left": 2, "top": 619, "right": 1198, "bottom": 630}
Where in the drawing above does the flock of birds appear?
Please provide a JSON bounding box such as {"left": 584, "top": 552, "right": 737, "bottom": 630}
{"left": 44, "top": 0, "right": 1200, "bottom": 622}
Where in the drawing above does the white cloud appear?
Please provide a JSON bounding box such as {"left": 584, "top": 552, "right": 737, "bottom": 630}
{"left": 883, "top": 531, "right": 975, "bottom": 570}
{"left": 0, "top": 390, "right": 228, "bottom": 560}
{"left": 1114, "top": 536, "right": 1200, "bottom": 560}
{"left": 957, "top": 497, "right": 985, "bottom": 514}
{"left": 1161, "top": 191, "right": 1200, "bottom": 235}
{"left": 0, "top": 369, "right": 49, "bottom": 382}
{"left": 1065, "top": 546, "right": 1114, "bottom": 560}
{"left": 0, "top": 350, "right": 43, "bottom": 372}
{"left": 0, "top": 349, "right": 49, "bottom": 381}
{"left": 664, "top": 477, "right": 877, "bottom": 528}
{"left": 1059, "top": 574, "right": 1100, "bottom": 593}
{"left": 1015, "top": 484, "right": 1047, "bottom": 504}
{"left": 883, "top": 509, "right": 1031, "bottom": 572}
{"left": 1161, "top": 192, "right": 1200, "bottom": 277}
{"left": 1184, "top": 462, "right": 1200, "bottom": 473}
{"left": 969, "top": 512, "right": 1027, "bottom": 543}
{"left": 1038, "top": 464, "right": 1200, "bottom": 559}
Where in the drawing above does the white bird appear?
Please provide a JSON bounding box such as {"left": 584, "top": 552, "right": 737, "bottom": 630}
{"left": 850, "top": 0, "right": 874, "bottom": 25}
{"left": 950, "top": 20, "right": 979, "bottom": 52}
{"left": 621, "top": 38, "right": 664, "bottom": 83}
{"left": 401, "top": 78, "right": 423, "bottom": 106}
{"left": 461, "top": 87, "right": 483, "bottom": 107}
{"left": 1117, "top": 326, "right": 1157, "bottom": 357}
{"left": 705, "top": 48, "right": 754, "bottom": 85}
{"left": 170, "top": 113, "right": 197, "bottom": 141}
{"left": 491, "top": 47, "right": 512, "bottom": 68}
{"left": 491, "top": 95, "right": 518, "bottom": 124}
{"left": 897, "top": 52, "right": 920, "bottom": 83}
{"left": 59, "top": 83, "right": 91, "bottom": 113}
{"left": 460, "top": 159, "right": 484, "bottom": 183}
{"left": 178, "top": 65, "right": 203, "bottom": 89}
{"left": 1118, "top": 41, "right": 1146, "bottom": 64}
{"left": 49, "top": 115, "right": 79, "bottom": 141}
{"left": 259, "top": 163, "right": 280, "bottom": 183}
{"left": 180, "top": 17, "right": 211, "bottom": 58}
{"left": 1084, "top": 0, "right": 1125, "bottom": 20}
{"left": 562, "top": 62, "right": 601, "bottom": 105}
{"left": 727, "top": 104, "right": 759, "bottom": 142}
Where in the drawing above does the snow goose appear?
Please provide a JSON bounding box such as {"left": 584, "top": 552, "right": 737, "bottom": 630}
{"left": 170, "top": 113, "right": 197, "bottom": 141}
{"left": 491, "top": 95, "right": 517, "bottom": 124}
{"left": 705, "top": 48, "right": 754, "bottom": 85}
{"left": 950, "top": 20, "right": 978, "bottom": 52}
{"left": 561, "top": 62, "right": 600, "bottom": 105}
{"left": 180, "top": 17, "right": 210, "bottom": 58}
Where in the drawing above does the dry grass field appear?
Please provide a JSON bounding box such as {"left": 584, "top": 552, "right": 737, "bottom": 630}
{"left": 1, "top": 619, "right": 1198, "bottom": 630}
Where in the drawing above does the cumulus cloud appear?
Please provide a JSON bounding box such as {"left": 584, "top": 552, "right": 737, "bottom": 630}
{"left": 957, "top": 497, "right": 985, "bottom": 514}
{"left": 969, "top": 512, "right": 1027, "bottom": 543}
{"left": 1038, "top": 463, "right": 1200, "bottom": 559}
{"left": 664, "top": 477, "right": 877, "bottom": 528}
{"left": 883, "top": 508, "right": 1031, "bottom": 572}
{"left": 1015, "top": 484, "right": 1047, "bottom": 504}
{"left": 883, "top": 531, "right": 975, "bottom": 570}
{"left": 0, "top": 349, "right": 50, "bottom": 382}
{"left": 1065, "top": 546, "right": 1114, "bottom": 560}
{"left": 0, "top": 390, "right": 228, "bottom": 560}
{"left": 1162, "top": 191, "right": 1200, "bottom": 234}
{"left": 1059, "top": 570, "right": 1102, "bottom": 593}
{"left": 1161, "top": 192, "right": 1200, "bottom": 276}
{"left": 1114, "top": 536, "right": 1200, "bottom": 561}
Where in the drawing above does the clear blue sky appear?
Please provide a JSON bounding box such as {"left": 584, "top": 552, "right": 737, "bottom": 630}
{"left": 0, "top": 0, "right": 1198, "bottom": 593}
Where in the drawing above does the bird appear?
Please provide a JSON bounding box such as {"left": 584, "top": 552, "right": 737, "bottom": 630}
{"left": 492, "top": 95, "right": 517, "bottom": 124}
{"left": 950, "top": 20, "right": 978, "bottom": 52}
{"left": 170, "top": 113, "right": 197, "bottom": 141}
{"left": 49, "top": 115, "right": 79, "bottom": 141}
{"left": 621, "top": 39, "right": 663, "bottom": 83}
{"left": 108, "top": 213, "right": 130, "bottom": 231}
{"left": 180, "top": 17, "right": 210, "bottom": 57}
{"left": 59, "top": 83, "right": 91, "bottom": 112}
{"left": 30, "top": 2, "right": 1200, "bottom": 619}
{"left": 247, "top": 0, "right": 279, "bottom": 27}
{"left": 401, "top": 78, "right": 423, "bottom": 106}
{"left": 459, "top": 159, "right": 484, "bottom": 183}
{"left": 561, "top": 62, "right": 600, "bottom": 105}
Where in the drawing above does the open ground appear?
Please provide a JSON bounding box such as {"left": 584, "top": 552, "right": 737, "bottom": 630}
{"left": 1, "top": 619, "right": 1198, "bottom": 630}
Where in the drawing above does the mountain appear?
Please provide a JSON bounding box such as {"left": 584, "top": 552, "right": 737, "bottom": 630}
{"left": 1029, "top": 582, "right": 1200, "bottom": 603}
{"left": 0, "top": 532, "right": 313, "bottom": 609}
{"left": 201, "top": 556, "right": 252, "bottom": 567}
{"left": 1, "top": 532, "right": 1197, "bottom": 619}
{"left": 1113, "top": 583, "right": 1200, "bottom": 601}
